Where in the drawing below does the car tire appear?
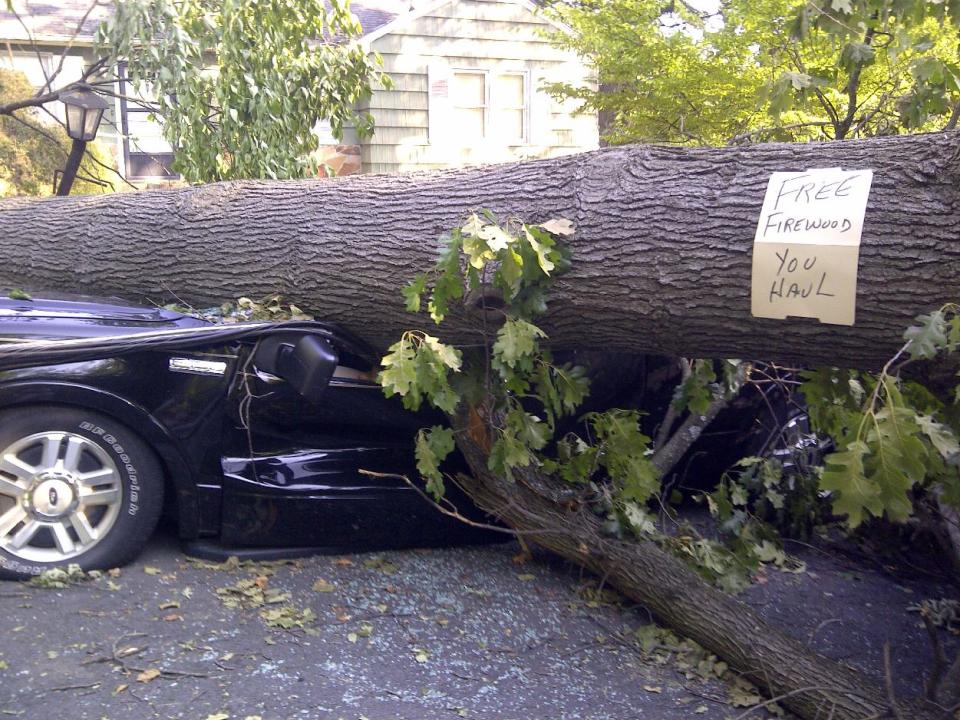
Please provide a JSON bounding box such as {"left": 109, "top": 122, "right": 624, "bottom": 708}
{"left": 0, "top": 405, "right": 163, "bottom": 579}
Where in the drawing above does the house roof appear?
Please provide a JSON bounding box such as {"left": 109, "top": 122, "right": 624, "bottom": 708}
{"left": 0, "top": 0, "right": 110, "bottom": 45}
{"left": 0, "top": 0, "right": 409, "bottom": 45}
{"left": 350, "top": 0, "right": 409, "bottom": 36}
{"left": 0, "top": 0, "right": 559, "bottom": 46}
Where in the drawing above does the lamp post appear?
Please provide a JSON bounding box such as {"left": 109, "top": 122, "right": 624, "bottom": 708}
{"left": 57, "top": 86, "right": 109, "bottom": 196}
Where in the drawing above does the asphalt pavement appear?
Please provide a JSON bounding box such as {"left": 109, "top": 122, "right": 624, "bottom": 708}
{"left": 0, "top": 527, "right": 954, "bottom": 720}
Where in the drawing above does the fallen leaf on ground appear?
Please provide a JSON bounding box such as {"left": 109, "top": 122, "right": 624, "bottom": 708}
{"left": 143, "top": 566, "right": 161, "bottom": 576}
{"left": 312, "top": 579, "right": 336, "bottom": 593}
{"left": 136, "top": 668, "right": 161, "bottom": 683}
{"left": 363, "top": 557, "right": 398, "bottom": 574}
{"left": 260, "top": 606, "right": 316, "bottom": 629}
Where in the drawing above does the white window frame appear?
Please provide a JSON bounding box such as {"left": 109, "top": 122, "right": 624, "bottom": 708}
{"left": 451, "top": 68, "right": 489, "bottom": 143}
{"left": 117, "top": 62, "right": 178, "bottom": 180}
{"left": 449, "top": 68, "right": 531, "bottom": 146}
{"left": 491, "top": 69, "right": 530, "bottom": 146}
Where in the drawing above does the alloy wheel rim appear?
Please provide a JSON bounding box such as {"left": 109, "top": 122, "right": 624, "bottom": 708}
{"left": 0, "top": 431, "right": 122, "bottom": 563}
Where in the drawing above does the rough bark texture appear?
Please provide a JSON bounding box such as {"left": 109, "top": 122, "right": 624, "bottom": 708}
{"left": 451, "top": 411, "right": 942, "bottom": 720}
{"left": 1, "top": 132, "right": 959, "bottom": 368}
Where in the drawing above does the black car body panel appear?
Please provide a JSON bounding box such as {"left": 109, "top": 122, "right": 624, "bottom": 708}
{"left": 0, "top": 296, "right": 481, "bottom": 555}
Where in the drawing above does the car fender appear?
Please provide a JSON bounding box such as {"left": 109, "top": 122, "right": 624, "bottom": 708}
{"left": 0, "top": 380, "right": 203, "bottom": 538}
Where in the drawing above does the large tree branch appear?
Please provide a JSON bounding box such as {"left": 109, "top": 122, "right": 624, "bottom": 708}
{"left": 945, "top": 100, "right": 960, "bottom": 131}
{"left": 0, "top": 88, "right": 62, "bottom": 116}
{"left": 450, "top": 406, "right": 943, "bottom": 720}
{"left": 837, "top": 25, "right": 877, "bottom": 139}
{"left": 652, "top": 390, "right": 731, "bottom": 476}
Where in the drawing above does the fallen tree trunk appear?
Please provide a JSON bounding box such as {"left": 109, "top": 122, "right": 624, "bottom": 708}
{"left": 3, "top": 133, "right": 958, "bottom": 719}
{"left": 1, "top": 132, "right": 959, "bottom": 367}
{"left": 451, "top": 410, "right": 943, "bottom": 720}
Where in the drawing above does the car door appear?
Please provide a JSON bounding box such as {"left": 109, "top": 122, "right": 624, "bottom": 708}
{"left": 217, "top": 329, "right": 459, "bottom": 549}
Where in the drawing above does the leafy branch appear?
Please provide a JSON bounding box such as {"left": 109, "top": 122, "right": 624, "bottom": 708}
{"left": 378, "top": 212, "right": 806, "bottom": 591}
{"left": 802, "top": 303, "right": 960, "bottom": 528}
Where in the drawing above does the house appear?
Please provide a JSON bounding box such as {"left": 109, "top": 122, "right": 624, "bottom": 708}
{"left": 319, "top": 0, "right": 599, "bottom": 174}
{"left": 1, "top": 0, "right": 597, "bottom": 182}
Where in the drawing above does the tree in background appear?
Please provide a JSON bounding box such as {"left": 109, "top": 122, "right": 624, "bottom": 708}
{"left": 0, "top": 68, "right": 110, "bottom": 196}
{"left": 546, "top": 0, "right": 960, "bottom": 145}
{"left": 97, "top": 0, "right": 388, "bottom": 182}
{"left": 0, "top": 0, "right": 388, "bottom": 189}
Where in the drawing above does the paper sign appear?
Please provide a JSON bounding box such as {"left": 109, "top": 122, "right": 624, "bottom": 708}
{"left": 751, "top": 168, "right": 873, "bottom": 326}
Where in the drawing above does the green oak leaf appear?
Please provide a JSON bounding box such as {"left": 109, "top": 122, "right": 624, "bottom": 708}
{"left": 820, "top": 441, "right": 883, "bottom": 527}
{"left": 415, "top": 426, "right": 456, "bottom": 499}
{"left": 904, "top": 311, "right": 948, "bottom": 359}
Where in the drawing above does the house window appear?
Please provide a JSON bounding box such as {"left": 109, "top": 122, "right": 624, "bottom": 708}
{"left": 449, "top": 70, "right": 528, "bottom": 145}
{"left": 117, "top": 64, "right": 178, "bottom": 179}
{"left": 4, "top": 51, "right": 55, "bottom": 89}
{"left": 451, "top": 71, "right": 487, "bottom": 141}
{"left": 491, "top": 72, "right": 527, "bottom": 144}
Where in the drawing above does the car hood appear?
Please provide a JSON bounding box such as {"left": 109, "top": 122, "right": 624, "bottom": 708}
{"left": 0, "top": 294, "right": 210, "bottom": 341}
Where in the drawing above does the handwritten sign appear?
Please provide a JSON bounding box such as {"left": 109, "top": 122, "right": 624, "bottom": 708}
{"left": 751, "top": 168, "right": 873, "bottom": 326}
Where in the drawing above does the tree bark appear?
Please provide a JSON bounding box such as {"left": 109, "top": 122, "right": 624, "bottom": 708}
{"left": 1, "top": 132, "right": 959, "bottom": 368}
{"left": 450, "top": 409, "right": 942, "bottom": 720}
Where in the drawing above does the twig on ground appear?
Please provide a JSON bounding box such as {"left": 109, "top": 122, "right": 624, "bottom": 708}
{"left": 679, "top": 683, "right": 728, "bottom": 705}
{"left": 360, "top": 468, "right": 541, "bottom": 536}
{"left": 728, "top": 685, "right": 879, "bottom": 720}
{"left": 46, "top": 682, "right": 102, "bottom": 692}
{"left": 883, "top": 642, "right": 905, "bottom": 720}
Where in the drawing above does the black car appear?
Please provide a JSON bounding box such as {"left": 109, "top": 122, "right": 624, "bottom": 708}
{"left": 0, "top": 295, "right": 494, "bottom": 579}
{"left": 0, "top": 295, "right": 818, "bottom": 580}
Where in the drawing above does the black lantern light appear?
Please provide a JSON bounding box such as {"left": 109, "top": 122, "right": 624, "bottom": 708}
{"left": 60, "top": 86, "right": 109, "bottom": 141}
{"left": 56, "top": 85, "right": 110, "bottom": 195}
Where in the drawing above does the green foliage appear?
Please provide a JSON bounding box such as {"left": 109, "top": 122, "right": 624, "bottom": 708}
{"left": 415, "top": 426, "right": 456, "bottom": 499}
{"left": 98, "top": 0, "right": 388, "bottom": 182}
{"left": 696, "top": 462, "right": 809, "bottom": 591}
{"left": 0, "top": 69, "right": 111, "bottom": 197}
{"left": 380, "top": 213, "right": 797, "bottom": 592}
{"left": 802, "top": 304, "right": 960, "bottom": 528}
{"left": 546, "top": 0, "right": 960, "bottom": 145}
{"left": 381, "top": 212, "right": 659, "bottom": 497}
{"left": 585, "top": 410, "right": 659, "bottom": 503}
{"left": 380, "top": 331, "right": 462, "bottom": 413}
{"left": 674, "top": 360, "right": 718, "bottom": 415}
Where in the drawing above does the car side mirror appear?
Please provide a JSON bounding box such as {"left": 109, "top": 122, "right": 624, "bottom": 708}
{"left": 254, "top": 333, "right": 339, "bottom": 400}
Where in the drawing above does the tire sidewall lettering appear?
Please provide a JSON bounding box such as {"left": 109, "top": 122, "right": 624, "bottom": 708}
{"left": 0, "top": 555, "right": 44, "bottom": 574}
{"left": 78, "top": 421, "right": 138, "bottom": 516}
